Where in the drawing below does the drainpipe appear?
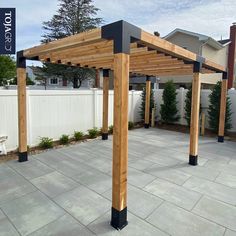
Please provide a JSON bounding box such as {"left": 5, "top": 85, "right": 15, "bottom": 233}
{"left": 228, "top": 23, "right": 236, "bottom": 89}
{"left": 199, "top": 39, "right": 209, "bottom": 56}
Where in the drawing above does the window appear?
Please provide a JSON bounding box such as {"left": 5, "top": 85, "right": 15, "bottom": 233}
{"left": 49, "top": 78, "right": 58, "bottom": 85}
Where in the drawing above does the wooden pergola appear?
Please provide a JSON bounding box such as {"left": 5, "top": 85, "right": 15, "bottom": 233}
{"left": 17, "top": 20, "right": 228, "bottom": 230}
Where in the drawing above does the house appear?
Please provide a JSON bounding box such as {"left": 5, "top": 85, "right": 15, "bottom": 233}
{"left": 156, "top": 23, "right": 236, "bottom": 89}
{"left": 26, "top": 66, "right": 92, "bottom": 89}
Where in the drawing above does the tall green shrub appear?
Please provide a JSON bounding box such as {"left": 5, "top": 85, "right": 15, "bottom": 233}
{"left": 139, "top": 87, "right": 155, "bottom": 121}
{"left": 184, "top": 86, "right": 192, "bottom": 127}
{"left": 184, "top": 86, "right": 202, "bottom": 127}
{"left": 208, "top": 81, "right": 232, "bottom": 133}
{"left": 160, "top": 81, "right": 179, "bottom": 124}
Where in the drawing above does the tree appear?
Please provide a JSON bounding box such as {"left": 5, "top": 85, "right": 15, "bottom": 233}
{"left": 9, "top": 77, "right": 35, "bottom": 86}
{"left": 208, "top": 81, "right": 232, "bottom": 133}
{"left": 139, "top": 87, "right": 155, "bottom": 121}
{"left": 0, "top": 55, "right": 16, "bottom": 86}
{"left": 41, "top": 0, "right": 103, "bottom": 88}
{"left": 184, "top": 86, "right": 203, "bottom": 127}
{"left": 184, "top": 86, "right": 192, "bottom": 127}
{"left": 160, "top": 80, "right": 180, "bottom": 124}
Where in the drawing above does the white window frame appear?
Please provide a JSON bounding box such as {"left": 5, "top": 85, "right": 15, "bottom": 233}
{"left": 49, "top": 78, "right": 59, "bottom": 85}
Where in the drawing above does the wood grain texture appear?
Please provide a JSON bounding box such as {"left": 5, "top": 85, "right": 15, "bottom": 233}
{"left": 201, "top": 112, "right": 206, "bottom": 136}
{"left": 17, "top": 68, "right": 27, "bottom": 153}
{"left": 23, "top": 25, "right": 225, "bottom": 76}
{"left": 145, "top": 80, "right": 151, "bottom": 124}
{"left": 23, "top": 28, "right": 102, "bottom": 57}
{"left": 112, "top": 53, "right": 129, "bottom": 211}
{"left": 218, "top": 79, "right": 228, "bottom": 136}
{"left": 102, "top": 75, "right": 109, "bottom": 133}
{"left": 189, "top": 72, "right": 201, "bottom": 156}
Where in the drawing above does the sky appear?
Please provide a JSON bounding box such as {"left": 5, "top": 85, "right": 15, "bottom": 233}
{"left": 1, "top": 0, "right": 236, "bottom": 66}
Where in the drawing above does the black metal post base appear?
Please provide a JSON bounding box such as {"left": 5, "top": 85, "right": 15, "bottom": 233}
{"left": 144, "top": 123, "right": 149, "bottom": 129}
{"left": 189, "top": 155, "right": 198, "bottom": 166}
{"left": 110, "top": 207, "right": 128, "bottom": 230}
{"left": 218, "top": 136, "right": 224, "bottom": 143}
{"left": 18, "top": 152, "right": 28, "bottom": 162}
{"left": 102, "top": 133, "right": 108, "bottom": 140}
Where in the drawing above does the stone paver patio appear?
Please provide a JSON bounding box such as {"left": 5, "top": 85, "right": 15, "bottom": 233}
{"left": 0, "top": 128, "right": 236, "bottom": 236}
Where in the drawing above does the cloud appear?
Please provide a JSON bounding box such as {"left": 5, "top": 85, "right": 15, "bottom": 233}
{"left": 1, "top": 0, "right": 235, "bottom": 53}
{"left": 0, "top": 0, "right": 58, "bottom": 50}
{"left": 94, "top": 0, "right": 236, "bottom": 39}
{"left": 139, "top": 0, "right": 236, "bottom": 39}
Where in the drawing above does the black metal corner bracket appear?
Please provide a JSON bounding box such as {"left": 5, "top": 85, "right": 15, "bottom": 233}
{"left": 102, "top": 133, "right": 108, "bottom": 140}
{"left": 111, "top": 207, "right": 128, "bottom": 230}
{"left": 103, "top": 69, "right": 109, "bottom": 77}
{"left": 101, "top": 20, "right": 142, "bottom": 54}
{"left": 193, "top": 61, "right": 202, "bottom": 73}
{"left": 18, "top": 151, "right": 28, "bottom": 162}
{"left": 189, "top": 155, "right": 198, "bottom": 166}
{"left": 192, "top": 56, "right": 205, "bottom": 73}
{"left": 222, "top": 72, "right": 228, "bottom": 80}
{"left": 146, "top": 75, "right": 150, "bottom": 81}
{"left": 218, "top": 136, "right": 224, "bottom": 143}
{"left": 17, "top": 51, "right": 26, "bottom": 68}
{"left": 144, "top": 123, "right": 150, "bottom": 129}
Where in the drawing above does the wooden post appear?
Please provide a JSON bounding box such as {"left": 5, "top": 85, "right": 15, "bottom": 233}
{"left": 151, "top": 107, "right": 155, "bottom": 127}
{"left": 218, "top": 72, "right": 228, "bottom": 142}
{"left": 201, "top": 112, "right": 205, "bottom": 136}
{"left": 111, "top": 53, "right": 129, "bottom": 230}
{"left": 17, "top": 51, "right": 28, "bottom": 162}
{"left": 144, "top": 76, "right": 151, "bottom": 128}
{"left": 102, "top": 69, "right": 109, "bottom": 140}
{"left": 95, "top": 69, "right": 100, "bottom": 88}
{"left": 189, "top": 62, "right": 201, "bottom": 166}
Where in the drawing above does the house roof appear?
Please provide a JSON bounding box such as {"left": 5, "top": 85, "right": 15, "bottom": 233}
{"left": 27, "top": 66, "right": 43, "bottom": 73}
{"left": 218, "top": 39, "right": 231, "bottom": 46}
{"left": 164, "top": 28, "right": 230, "bottom": 50}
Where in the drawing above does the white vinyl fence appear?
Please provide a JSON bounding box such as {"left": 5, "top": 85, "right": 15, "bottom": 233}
{"left": 0, "top": 89, "right": 142, "bottom": 151}
{"left": 0, "top": 88, "right": 236, "bottom": 151}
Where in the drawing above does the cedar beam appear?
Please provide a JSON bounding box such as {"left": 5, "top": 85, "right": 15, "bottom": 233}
{"left": 218, "top": 72, "right": 228, "bottom": 142}
{"left": 17, "top": 51, "right": 28, "bottom": 162}
{"left": 189, "top": 62, "right": 201, "bottom": 166}
{"left": 95, "top": 69, "right": 100, "bottom": 88}
{"left": 111, "top": 53, "right": 129, "bottom": 230}
{"left": 102, "top": 69, "right": 109, "bottom": 140}
{"left": 144, "top": 76, "right": 151, "bottom": 128}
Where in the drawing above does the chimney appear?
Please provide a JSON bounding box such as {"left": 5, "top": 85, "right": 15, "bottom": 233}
{"left": 228, "top": 23, "right": 236, "bottom": 88}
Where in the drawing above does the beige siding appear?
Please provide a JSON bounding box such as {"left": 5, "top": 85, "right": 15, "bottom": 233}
{"left": 202, "top": 44, "right": 228, "bottom": 67}
{"left": 159, "top": 73, "right": 221, "bottom": 85}
{"left": 163, "top": 31, "right": 227, "bottom": 86}
{"left": 167, "top": 32, "right": 202, "bottom": 54}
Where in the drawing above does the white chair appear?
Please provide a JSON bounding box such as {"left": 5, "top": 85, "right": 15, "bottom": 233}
{"left": 0, "top": 136, "right": 8, "bottom": 155}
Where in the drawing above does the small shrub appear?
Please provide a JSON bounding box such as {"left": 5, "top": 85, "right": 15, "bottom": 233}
{"left": 39, "top": 137, "right": 53, "bottom": 149}
{"left": 88, "top": 127, "right": 99, "bottom": 138}
{"left": 128, "top": 121, "right": 134, "bottom": 130}
{"left": 74, "top": 131, "right": 84, "bottom": 141}
{"left": 59, "top": 134, "right": 69, "bottom": 145}
{"left": 99, "top": 127, "right": 103, "bottom": 134}
{"left": 109, "top": 125, "right": 113, "bottom": 134}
